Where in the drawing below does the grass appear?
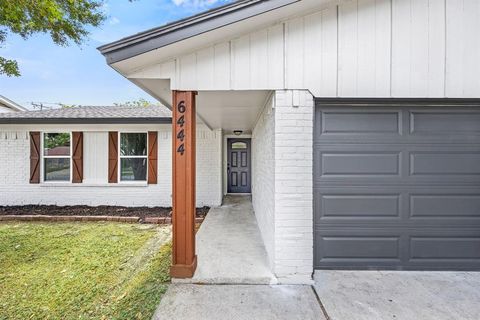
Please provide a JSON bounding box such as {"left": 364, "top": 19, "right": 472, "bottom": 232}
{"left": 0, "top": 222, "right": 172, "bottom": 320}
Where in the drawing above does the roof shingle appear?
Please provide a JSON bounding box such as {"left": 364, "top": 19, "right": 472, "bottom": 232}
{"left": 0, "top": 105, "right": 172, "bottom": 124}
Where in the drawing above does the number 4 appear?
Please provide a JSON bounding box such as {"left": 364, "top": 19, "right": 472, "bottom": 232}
{"left": 177, "top": 143, "right": 185, "bottom": 155}
{"left": 177, "top": 115, "right": 185, "bottom": 127}
{"left": 177, "top": 129, "right": 185, "bottom": 141}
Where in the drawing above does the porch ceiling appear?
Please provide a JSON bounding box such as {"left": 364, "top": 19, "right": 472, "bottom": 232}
{"left": 133, "top": 77, "right": 270, "bottom": 133}
{"left": 196, "top": 90, "right": 271, "bottom": 133}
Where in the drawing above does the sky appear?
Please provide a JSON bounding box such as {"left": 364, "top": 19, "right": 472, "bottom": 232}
{"left": 0, "top": 0, "right": 231, "bottom": 109}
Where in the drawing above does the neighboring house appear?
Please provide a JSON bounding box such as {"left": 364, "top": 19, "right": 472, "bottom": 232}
{"left": 0, "top": 95, "right": 27, "bottom": 113}
{"left": 0, "top": 105, "right": 223, "bottom": 207}
{"left": 97, "top": 0, "right": 480, "bottom": 282}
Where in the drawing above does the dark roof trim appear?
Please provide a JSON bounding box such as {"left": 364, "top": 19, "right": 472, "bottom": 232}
{"left": 98, "top": 0, "right": 299, "bottom": 64}
{"left": 315, "top": 98, "right": 480, "bottom": 107}
{"left": 0, "top": 117, "right": 172, "bottom": 125}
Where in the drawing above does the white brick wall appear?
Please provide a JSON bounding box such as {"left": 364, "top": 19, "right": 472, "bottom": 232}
{"left": 0, "top": 124, "right": 222, "bottom": 207}
{"left": 273, "top": 90, "right": 314, "bottom": 284}
{"left": 252, "top": 94, "right": 275, "bottom": 269}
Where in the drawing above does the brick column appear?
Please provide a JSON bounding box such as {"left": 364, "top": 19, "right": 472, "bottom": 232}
{"left": 273, "top": 90, "right": 314, "bottom": 284}
{"left": 171, "top": 91, "right": 197, "bottom": 278}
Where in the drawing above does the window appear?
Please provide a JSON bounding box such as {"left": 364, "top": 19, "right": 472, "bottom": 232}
{"left": 231, "top": 141, "right": 247, "bottom": 149}
{"left": 43, "top": 132, "right": 71, "bottom": 182}
{"left": 119, "top": 132, "right": 147, "bottom": 181}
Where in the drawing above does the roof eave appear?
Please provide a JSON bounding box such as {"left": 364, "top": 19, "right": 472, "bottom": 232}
{"left": 0, "top": 95, "right": 28, "bottom": 112}
{"left": 98, "top": 0, "right": 299, "bottom": 64}
{"left": 0, "top": 117, "right": 172, "bottom": 125}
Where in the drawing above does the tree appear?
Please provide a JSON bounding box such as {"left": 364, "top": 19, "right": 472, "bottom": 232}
{"left": 0, "top": 0, "right": 106, "bottom": 76}
{"left": 114, "top": 98, "right": 161, "bottom": 107}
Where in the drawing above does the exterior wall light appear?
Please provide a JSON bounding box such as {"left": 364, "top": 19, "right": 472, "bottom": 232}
{"left": 233, "top": 130, "right": 243, "bottom": 136}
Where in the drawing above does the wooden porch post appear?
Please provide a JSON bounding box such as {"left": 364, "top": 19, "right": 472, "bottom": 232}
{"left": 171, "top": 90, "right": 197, "bottom": 278}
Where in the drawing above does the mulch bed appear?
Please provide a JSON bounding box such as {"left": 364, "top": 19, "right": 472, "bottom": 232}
{"left": 0, "top": 205, "right": 210, "bottom": 224}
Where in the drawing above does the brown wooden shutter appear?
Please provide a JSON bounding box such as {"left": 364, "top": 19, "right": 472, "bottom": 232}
{"left": 148, "top": 131, "right": 158, "bottom": 184}
{"left": 29, "top": 132, "right": 41, "bottom": 184}
{"left": 72, "top": 132, "right": 83, "bottom": 183}
{"left": 108, "top": 132, "right": 118, "bottom": 183}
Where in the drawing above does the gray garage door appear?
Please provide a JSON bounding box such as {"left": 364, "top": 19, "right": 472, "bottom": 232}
{"left": 314, "top": 100, "right": 480, "bottom": 270}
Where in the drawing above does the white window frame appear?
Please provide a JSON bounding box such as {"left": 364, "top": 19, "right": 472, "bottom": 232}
{"left": 118, "top": 131, "right": 148, "bottom": 183}
{"left": 41, "top": 131, "right": 73, "bottom": 183}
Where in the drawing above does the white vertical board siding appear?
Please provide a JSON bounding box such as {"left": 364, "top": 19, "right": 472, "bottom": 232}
{"left": 130, "top": 0, "right": 480, "bottom": 98}
{"left": 285, "top": 17, "right": 305, "bottom": 89}
{"left": 286, "top": 8, "right": 338, "bottom": 95}
{"left": 391, "top": 0, "right": 446, "bottom": 97}
{"left": 267, "top": 24, "right": 285, "bottom": 89}
{"left": 232, "top": 34, "right": 251, "bottom": 89}
{"left": 249, "top": 30, "right": 269, "bottom": 88}
{"left": 83, "top": 132, "right": 108, "bottom": 184}
{"left": 179, "top": 53, "right": 197, "bottom": 89}
{"left": 196, "top": 47, "right": 215, "bottom": 89}
{"left": 213, "top": 43, "right": 231, "bottom": 89}
{"left": 338, "top": 0, "right": 391, "bottom": 96}
{"left": 446, "top": 0, "right": 480, "bottom": 97}
{"left": 311, "top": 8, "right": 338, "bottom": 96}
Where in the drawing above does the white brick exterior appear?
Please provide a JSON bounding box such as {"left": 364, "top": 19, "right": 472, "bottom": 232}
{"left": 0, "top": 124, "right": 222, "bottom": 207}
{"left": 273, "top": 90, "right": 314, "bottom": 284}
{"left": 252, "top": 94, "right": 275, "bottom": 269}
{"left": 252, "top": 90, "right": 314, "bottom": 284}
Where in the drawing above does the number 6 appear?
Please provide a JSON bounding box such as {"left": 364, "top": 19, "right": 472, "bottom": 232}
{"left": 177, "top": 101, "right": 186, "bottom": 113}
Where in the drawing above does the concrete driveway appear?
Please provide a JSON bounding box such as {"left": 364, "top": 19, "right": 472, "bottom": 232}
{"left": 314, "top": 271, "right": 480, "bottom": 320}
{"left": 153, "top": 284, "right": 326, "bottom": 320}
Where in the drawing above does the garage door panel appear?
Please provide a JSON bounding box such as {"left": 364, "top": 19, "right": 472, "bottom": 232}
{"left": 316, "top": 107, "right": 480, "bottom": 144}
{"left": 321, "top": 152, "right": 400, "bottom": 176}
{"left": 320, "top": 110, "right": 402, "bottom": 135}
{"left": 410, "top": 237, "right": 480, "bottom": 260}
{"left": 410, "top": 151, "right": 480, "bottom": 175}
{"left": 318, "top": 236, "right": 400, "bottom": 260}
{"left": 410, "top": 194, "right": 480, "bottom": 218}
{"left": 314, "top": 103, "right": 480, "bottom": 270}
{"left": 315, "top": 146, "right": 480, "bottom": 184}
{"left": 315, "top": 187, "right": 480, "bottom": 227}
{"left": 320, "top": 194, "right": 400, "bottom": 218}
{"left": 315, "top": 228, "right": 480, "bottom": 269}
{"left": 410, "top": 110, "right": 480, "bottom": 135}
{"left": 315, "top": 228, "right": 405, "bottom": 268}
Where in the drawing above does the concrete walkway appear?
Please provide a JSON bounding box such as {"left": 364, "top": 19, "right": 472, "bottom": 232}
{"left": 153, "top": 284, "right": 326, "bottom": 320}
{"left": 315, "top": 270, "right": 480, "bottom": 320}
{"left": 190, "top": 195, "right": 275, "bottom": 284}
{"left": 155, "top": 196, "right": 326, "bottom": 320}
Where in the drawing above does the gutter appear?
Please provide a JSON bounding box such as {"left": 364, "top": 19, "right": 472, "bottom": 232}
{"left": 97, "top": 0, "right": 299, "bottom": 64}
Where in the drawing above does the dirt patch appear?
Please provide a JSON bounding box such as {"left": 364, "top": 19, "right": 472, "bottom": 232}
{"left": 0, "top": 205, "right": 210, "bottom": 221}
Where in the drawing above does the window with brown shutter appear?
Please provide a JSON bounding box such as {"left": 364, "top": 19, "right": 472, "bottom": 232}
{"left": 72, "top": 132, "right": 83, "bottom": 183}
{"left": 29, "top": 132, "right": 40, "bottom": 183}
{"left": 108, "top": 131, "right": 118, "bottom": 183}
{"left": 148, "top": 131, "right": 158, "bottom": 184}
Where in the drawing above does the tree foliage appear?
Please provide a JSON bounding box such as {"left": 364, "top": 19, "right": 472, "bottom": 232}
{"left": 114, "top": 98, "right": 160, "bottom": 108}
{"left": 0, "top": 0, "right": 106, "bottom": 76}
{"left": 44, "top": 132, "right": 70, "bottom": 150}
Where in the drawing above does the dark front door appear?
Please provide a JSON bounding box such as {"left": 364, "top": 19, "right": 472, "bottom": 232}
{"left": 227, "top": 138, "right": 251, "bottom": 193}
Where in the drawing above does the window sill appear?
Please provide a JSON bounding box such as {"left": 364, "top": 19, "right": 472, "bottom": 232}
{"left": 39, "top": 182, "right": 149, "bottom": 188}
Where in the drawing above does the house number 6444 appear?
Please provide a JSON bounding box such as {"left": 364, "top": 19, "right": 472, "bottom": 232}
{"left": 176, "top": 100, "right": 186, "bottom": 155}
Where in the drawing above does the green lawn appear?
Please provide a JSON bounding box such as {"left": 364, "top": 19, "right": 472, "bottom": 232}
{"left": 0, "top": 222, "right": 172, "bottom": 320}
